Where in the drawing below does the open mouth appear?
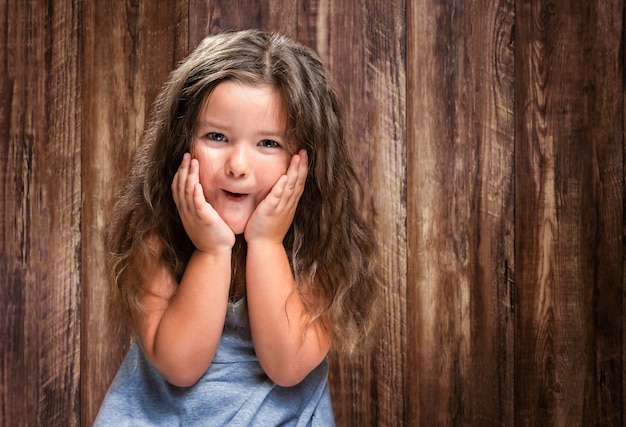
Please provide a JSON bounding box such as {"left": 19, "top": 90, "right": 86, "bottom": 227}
{"left": 223, "top": 190, "right": 247, "bottom": 201}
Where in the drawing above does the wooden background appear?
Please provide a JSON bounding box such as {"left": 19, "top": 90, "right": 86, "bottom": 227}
{"left": 1, "top": 0, "right": 623, "bottom": 425}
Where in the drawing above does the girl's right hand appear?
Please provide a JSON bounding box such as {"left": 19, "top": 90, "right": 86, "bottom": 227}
{"left": 172, "top": 153, "right": 235, "bottom": 252}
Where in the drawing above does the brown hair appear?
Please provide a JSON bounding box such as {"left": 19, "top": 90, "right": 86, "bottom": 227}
{"left": 106, "top": 29, "right": 380, "bottom": 355}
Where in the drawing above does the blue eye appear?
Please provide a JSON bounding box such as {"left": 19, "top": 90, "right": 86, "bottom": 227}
{"left": 208, "top": 132, "right": 227, "bottom": 142}
{"left": 259, "top": 139, "right": 280, "bottom": 148}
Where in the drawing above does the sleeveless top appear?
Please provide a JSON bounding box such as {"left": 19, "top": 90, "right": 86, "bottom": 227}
{"left": 94, "top": 299, "right": 335, "bottom": 426}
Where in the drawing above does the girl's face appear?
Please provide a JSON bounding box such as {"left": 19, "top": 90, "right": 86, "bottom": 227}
{"left": 191, "top": 81, "right": 291, "bottom": 234}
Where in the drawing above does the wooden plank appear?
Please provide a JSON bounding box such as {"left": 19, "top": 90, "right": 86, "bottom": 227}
{"left": 461, "top": 1, "right": 516, "bottom": 424}
{"left": 189, "top": 0, "right": 299, "bottom": 46}
{"left": 318, "top": 2, "right": 407, "bottom": 426}
{"left": 189, "top": 1, "right": 407, "bottom": 425}
{"left": 587, "top": 3, "right": 625, "bottom": 422}
{"left": 0, "top": 0, "right": 81, "bottom": 425}
{"left": 618, "top": 13, "right": 626, "bottom": 424}
{"left": 80, "top": 1, "right": 188, "bottom": 424}
{"left": 0, "top": 0, "right": 622, "bottom": 425}
{"left": 515, "top": 0, "right": 623, "bottom": 424}
{"left": 408, "top": 0, "right": 515, "bottom": 424}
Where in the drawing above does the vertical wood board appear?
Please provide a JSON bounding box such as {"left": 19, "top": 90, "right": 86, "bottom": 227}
{"left": 514, "top": 0, "right": 623, "bottom": 424}
{"left": 0, "top": 0, "right": 81, "bottom": 425}
{"left": 320, "top": 2, "right": 407, "bottom": 426}
{"left": 408, "top": 0, "right": 515, "bottom": 424}
{"left": 0, "top": 0, "right": 623, "bottom": 425}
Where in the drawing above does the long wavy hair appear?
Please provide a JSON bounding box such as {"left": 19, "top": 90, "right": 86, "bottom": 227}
{"left": 106, "top": 29, "right": 380, "bottom": 355}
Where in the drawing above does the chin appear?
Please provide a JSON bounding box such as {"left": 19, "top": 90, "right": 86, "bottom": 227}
{"left": 216, "top": 210, "right": 251, "bottom": 236}
{"left": 225, "top": 219, "right": 248, "bottom": 236}
{"left": 229, "top": 226, "right": 246, "bottom": 236}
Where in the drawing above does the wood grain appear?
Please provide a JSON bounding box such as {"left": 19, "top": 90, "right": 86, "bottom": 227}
{"left": 189, "top": 0, "right": 299, "bottom": 45}
{"left": 1, "top": 0, "right": 624, "bottom": 425}
{"left": 408, "top": 0, "right": 516, "bottom": 424}
{"left": 0, "top": 0, "right": 81, "bottom": 425}
{"left": 80, "top": 1, "right": 188, "bottom": 424}
{"left": 515, "top": 0, "right": 623, "bottom": 424}
{"left": 319, "top": 2, "right": 407, "bottom": 426}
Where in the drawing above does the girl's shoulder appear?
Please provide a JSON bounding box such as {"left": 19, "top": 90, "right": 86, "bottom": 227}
{"left": 130, "top": 233, "right": 176, "bottom": 307}
{"left": 144, "top": 232, "right": 164, "bottom": 255}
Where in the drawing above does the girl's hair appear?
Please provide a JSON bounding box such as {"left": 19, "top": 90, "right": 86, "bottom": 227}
{"left": 106, "top": 29, "right": 380, "bottom": 355}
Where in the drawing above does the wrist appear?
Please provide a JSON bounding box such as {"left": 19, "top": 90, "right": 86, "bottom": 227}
{"left": 246, "top": 240, "right": 287, "bottom": 267}
{"left": 193, "top": 246, "right": 232, "bottom": 260}
{"left": 245, "top": 237, "right": 285, "bottom": 250}
{"left": 191, "top": 232, "right": 236, "bottom": 255}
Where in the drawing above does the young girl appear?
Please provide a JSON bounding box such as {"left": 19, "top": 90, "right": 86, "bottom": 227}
{"left": 95, "top": 29, "right": 379, "bottom": 426}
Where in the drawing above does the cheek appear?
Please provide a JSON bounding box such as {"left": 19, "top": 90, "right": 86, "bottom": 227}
{"left": 278, "top": 154, "right": 290, "bottom": 174}
{"left": 271, "top": 158, "right": 289, "bottom": 180}
{"left": 256, "top": 162, "right": 285, "bottom": 194}
{"left": 198, "top": 162, "right": 217, "bottom": 188}
{"left": 189, "top": 142, "right": 200, "bottom": 159}
{"left": 191, "top": 141, "right": 214, "bottom": 164}
{"left": 193, "top": 152, "right": 218, "bottom": 188}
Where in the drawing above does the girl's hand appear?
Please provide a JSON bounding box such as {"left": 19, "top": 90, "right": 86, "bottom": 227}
{"left": 172, "top": 153, "right": 235, "bottom": 252}
{"left": 244, "top": 149, "right": 308, "bottom": 244}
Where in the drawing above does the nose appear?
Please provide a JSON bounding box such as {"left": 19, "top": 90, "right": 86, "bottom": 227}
{"left": 226, "top": 145, "right": 250, "bottom": 178}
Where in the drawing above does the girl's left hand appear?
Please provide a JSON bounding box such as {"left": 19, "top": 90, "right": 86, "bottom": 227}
{"left": 244, "top": 149, "right": 308, "bottom": 244}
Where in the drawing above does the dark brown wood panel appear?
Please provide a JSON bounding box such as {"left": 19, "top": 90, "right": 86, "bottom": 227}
{"left": 408, "top": 0, "right": 516, "bottom": 424}
{"left": 80, "top": 1, "right": 188, "bottom": 424}
{"left": 0, "top": 0, "right": 81, "bottom": 425}
{"left": 515, "top": 0, "right": 623, "bottom": 424}
{"left": 189, "top": 0, "right": 299, "bottom": 45}
{"left": 319, "top": 2, "right": 407, "bottom": 426}
{"left": 0, "top": 0, "right": 624, "bottom": 425}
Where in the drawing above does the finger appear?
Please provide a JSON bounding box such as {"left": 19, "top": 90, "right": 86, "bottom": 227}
{"left": 172, "top": 153, "right": 192, "bottom": 210}
{"left": 184, "top": 158, "right": 201, "bottom": 211}
{"left": 192, "top": 182, "right": 212, "bottom": 219}
{"left": 283, "top": 152, "right": 302, "bottom": 194}
{"left": 294, "top": 149, "right": 308, "bottom": 192}
{"left": 283, "top": 150, "right": 307, "bottom": 203}
{"left": 259, "top": 149, "right": 308, "bottom": 214}
{"left": 268, "top": 175, "right": 288, "bottom": 207}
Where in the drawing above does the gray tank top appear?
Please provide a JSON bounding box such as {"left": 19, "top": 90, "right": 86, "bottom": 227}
{"left": 94, "top": 299, "right": 335, "bottom": 426}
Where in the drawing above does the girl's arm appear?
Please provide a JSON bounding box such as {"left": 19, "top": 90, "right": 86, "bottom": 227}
{"left": 133, "top": 154, "right": 234, "bottom": 388}
{"left": 246, "top": 242, "right": 330, "bottom": 387}
{"left": 133, "top": 246, "right": 231, "bottom": 388}
{"left": 245, "top": 151, "right": 330, "bottom": 387}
